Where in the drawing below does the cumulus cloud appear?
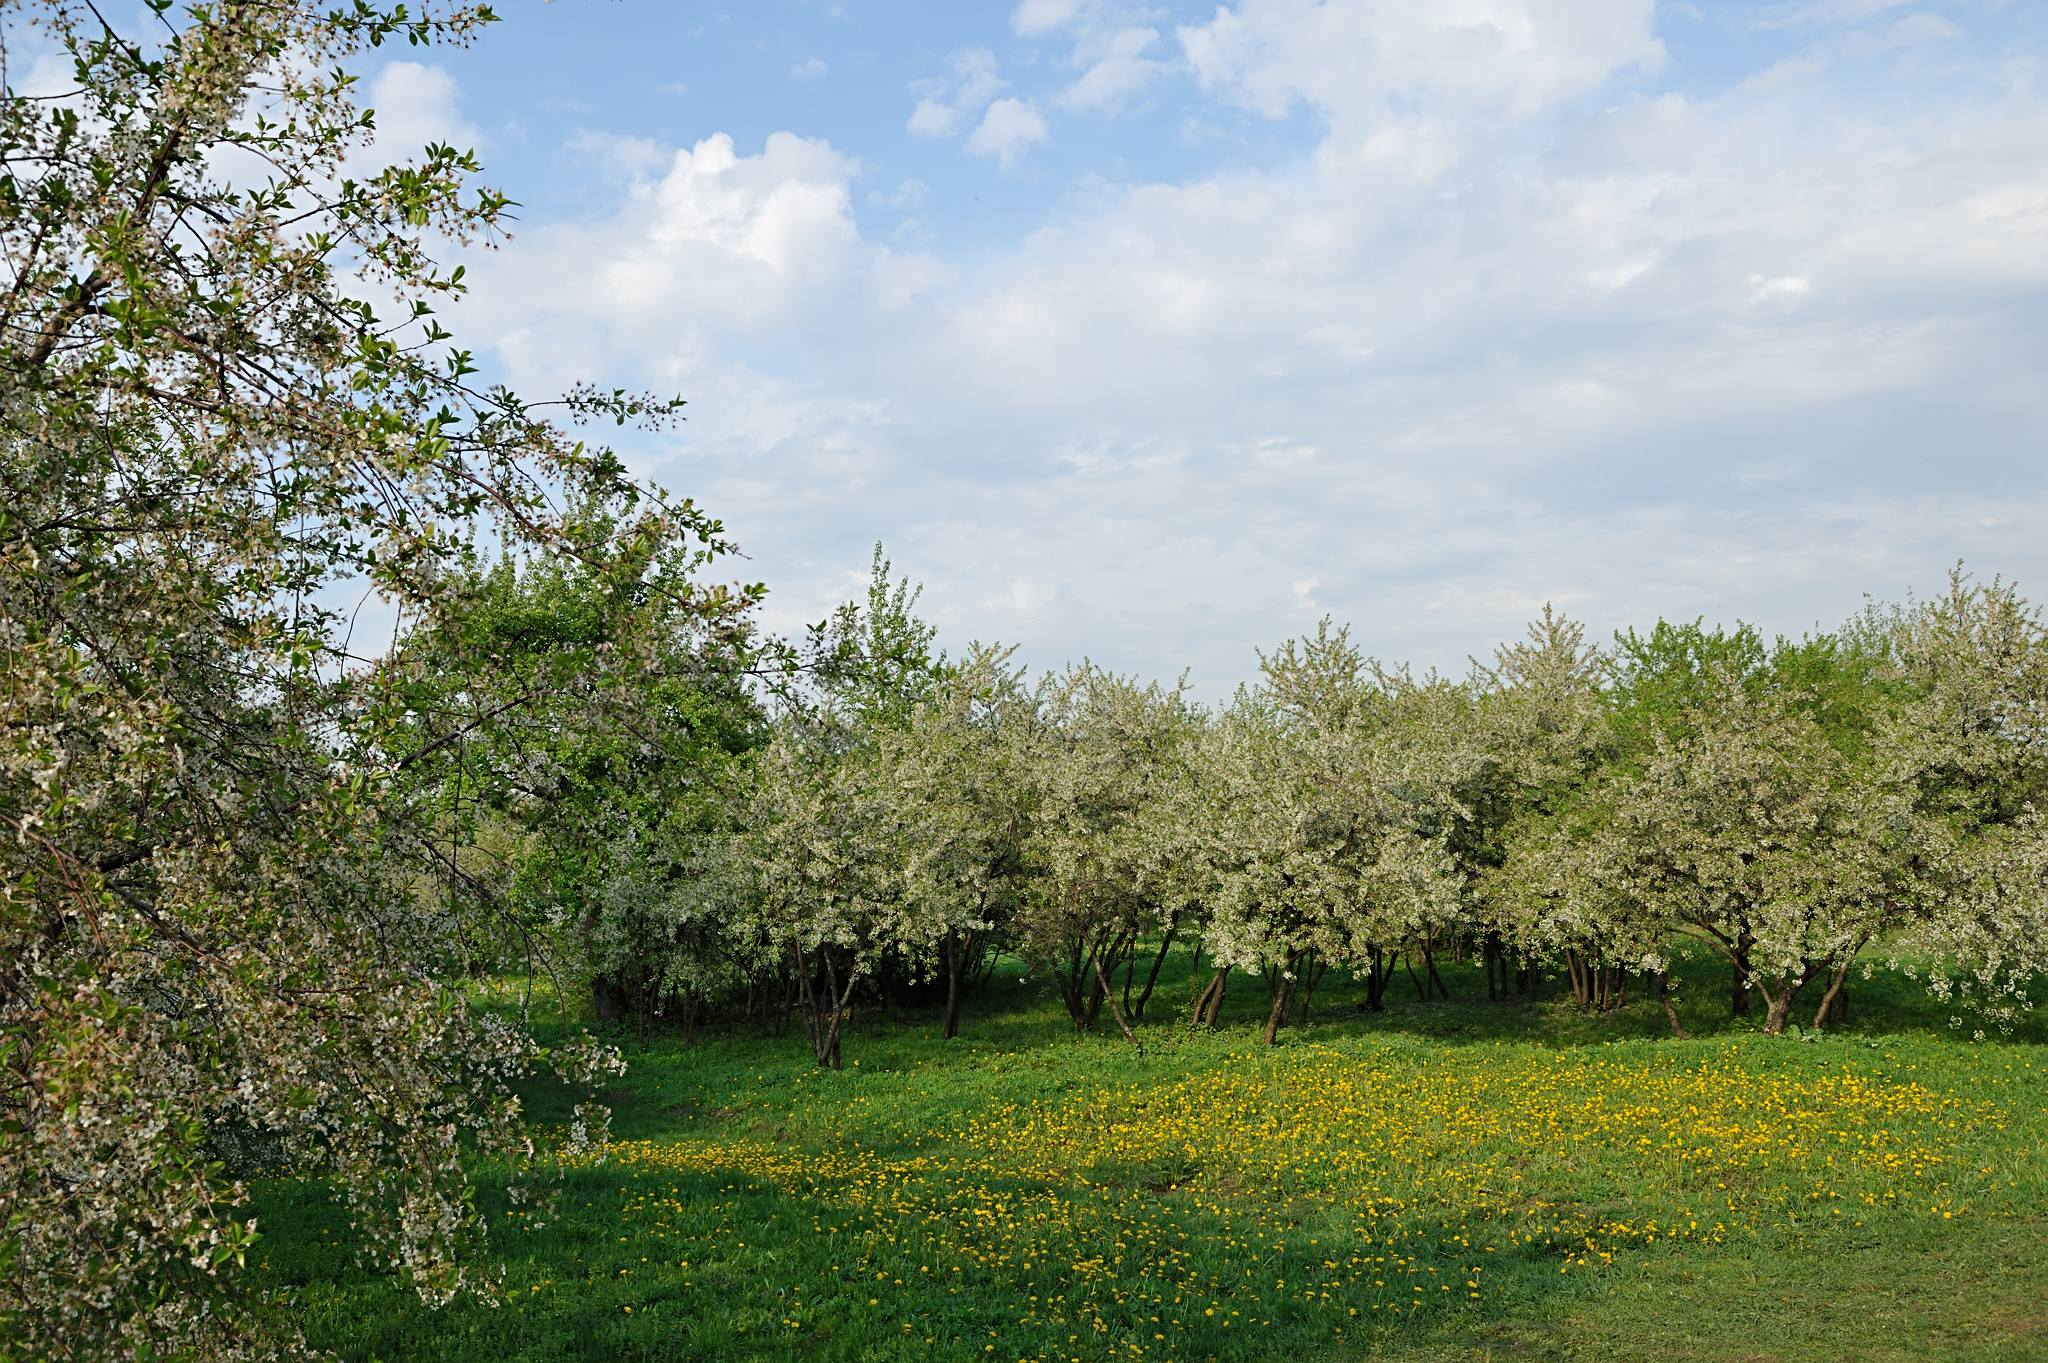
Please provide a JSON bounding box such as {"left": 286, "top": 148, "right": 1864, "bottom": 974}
{"left": 966, "top": 98, "right": 1051, "bottom": 168}
{"left": 366, "top": 61, "right": 483, "bottom": 160}
{"left": 907, "top": 48, "right": 1007, "bottom": 138}
{"left": 461, "top": 130, "right": 876, "bottom": 398}
{"left": 1052, "top": 26, "right": 1169, "bottom": 113}
{"left": 1012, "top": 0, "right": 1175, "bottom": 114}
{"left": 1180, "top": 0, "right": 1663, "bottom": 125}
{"left": 871, "top": 177, "right": 930, "bottom": 210}
{"left": 456, "top": 2, "right": 2048, "bottom": 693}
{"left": 1012, "top": 0, "right": 1089, "bottom": 33}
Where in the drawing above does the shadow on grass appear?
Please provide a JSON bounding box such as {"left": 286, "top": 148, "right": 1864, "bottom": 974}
{"left": 248, "top": 950, "right": 2047, "bottom": 1362}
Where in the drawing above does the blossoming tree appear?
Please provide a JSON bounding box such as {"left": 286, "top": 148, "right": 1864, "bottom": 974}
{"left": 0, "top": 3, "right": 745, "bottom": 1355}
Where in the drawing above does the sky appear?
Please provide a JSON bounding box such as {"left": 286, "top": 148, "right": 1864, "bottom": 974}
{"left": 361, "top": 0, "right": 2045, "bottom": 695}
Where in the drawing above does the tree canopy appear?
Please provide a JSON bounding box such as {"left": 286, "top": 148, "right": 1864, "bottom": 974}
{"left": 0, "top": 2, "right": 753, "bottom": 1355}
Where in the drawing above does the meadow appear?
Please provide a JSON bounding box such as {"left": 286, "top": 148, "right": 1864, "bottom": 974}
{"left": 248, "top": 954, "right": 2048, "bottom": 1363}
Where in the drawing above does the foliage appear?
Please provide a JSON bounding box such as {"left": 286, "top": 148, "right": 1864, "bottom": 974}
{"left": 1188, "top": 624, "right": 1471, "bottom": 1042}
{"left": 1883, "top": 574, "right": 2048, "bottom": 1027}
{"left": 1017, "top": 664, "right": 1196, "bottom": 1039}
{"left": 0, "top": 2, "right": 749, "bottom": 1356}
{"left": 800, "top": 544, "right": 948, "bottom": 734}
{"left": 684, "top": 640, "right": 1036, "bottom": 1064}
{"left": 562, "top": 567, "right": 2048, "bottom": 1068}
{"left": 401, "top": 540, "right": 767, "bottom": 1029}
{"left": 1478, "top": 583, "right": 2040, "bottom": 1038}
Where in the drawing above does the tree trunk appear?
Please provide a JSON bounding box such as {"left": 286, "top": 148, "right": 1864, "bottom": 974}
{"left": 1094, "top": 953, "right": 1140, "bottom": 1046}
{"left": 1193, "top": 966, "right": 1231, "bottom": 1026}
{"left": 1423, "top": 945, "right": 1450, "bottom": 1001}
{"left": 1366, "top": 945, "right": 1395, "bottom": 1012}
{"left": 1809, "top": 947, "right": 1864, "bottom": 1032}
{"left": 1659, "top": 972, "right": 1689, "bottom": 1039}
{"left": 1054, "top": 938, "right": 1093, "bottom": 1030}
{"left": 1132, "top": 929, "right": 1175, "bottom": 1021}
{"left": 1759, "top": 959, "right": 1829, "bottom": 1036}
{"left": 795, "top": 944, "right": 861, "bottom": 1069}
{"left": 1762, "top": 986, "right": 1797, "bottom": 1037}
{"left": 942, "top": 925, "right": 978, "bottom": 1040}
{"left": 825, "top": 957, "right": 855, "bottom": 1067}
{"left": 592, "top": 973, "right": 625, "bottom": 1023}
{"left": 1263, "top": 950, "right": 1303, "bottom": 1046}
{"left": 1085, "top": 931, "right": 1133, "bottom": 1030}
{"left": 1295, "top": 950, "right": 1328, "bottom": 1026}
{"left": 943, "top": 926, "right": 962, "bottom": 1039}
{"left": 1731, "top": 932, "right": 1754, "bottom": 1018}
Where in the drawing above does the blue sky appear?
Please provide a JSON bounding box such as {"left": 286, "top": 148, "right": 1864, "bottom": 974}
{"left": 367, "top": 0, "right": 2047, "bottom": 693}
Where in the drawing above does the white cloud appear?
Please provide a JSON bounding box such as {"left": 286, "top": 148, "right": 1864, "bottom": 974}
{"left": 367, "top": 61, "right": 482, "bottom": 159}
{"left": 1180, "top": 0, "right": 1663, "bottom": 126}
{"left": 869, "top": 177, "right": 930, "bottom": 211}
{"left": 15, "top": 44, "right": 78, "bottom": 101}
{"left": 1012, "top": 0, "right": 1088, "bottom": 35}
{"left": 464, "top": 130, "right": 866, "bottom": 382}
{"left": 458, "top": 6, "right": 2048, "bottom": 694}
{"left": 1010, "top": 1, "right": 1174, "bottom": 114}
{"left": 906, "top": 48, "right": 1007, "bottom": 138}
{"left": 870, "top": 250, "right": 955, "bottom": 309}
{"left": 1055, "top": 25, "right": 1168, "bottom": 113}
{"left": 1750, "top": 274, "right": 1814, "bottom": 301}
{"left": 906, "top": 98, "right": 959, "bottom": 138}
{"left": 966, "top": 98, "right": 1051, "bottom": 168}
{"left": 1755, "top": 0, "right": 1919, "bottom": 30}
{"left": 1001, "top": 580, "right": 1055, "bottom": 612}
{"left": 791, "top": 56, "right": 829, "bottom": 79}
{"left": 564, "top": 130, "right": 670, "bottom": 179}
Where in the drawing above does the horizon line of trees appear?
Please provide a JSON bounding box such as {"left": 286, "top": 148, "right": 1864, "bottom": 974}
{"left": 461, "top": 549, "right": 2048, "bottom": 1065}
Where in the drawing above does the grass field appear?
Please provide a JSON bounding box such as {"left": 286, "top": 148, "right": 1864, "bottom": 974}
{"left": 246, "top": 953, "right": 2048, "bottom": 1362}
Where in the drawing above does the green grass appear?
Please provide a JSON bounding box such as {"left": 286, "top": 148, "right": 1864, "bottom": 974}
{"left": 246, "top": 952, "right": 2048, "bottom": 1362}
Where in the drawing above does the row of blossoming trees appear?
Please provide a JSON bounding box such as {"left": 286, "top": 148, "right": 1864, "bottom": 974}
{"left": 542, "top": 561, "right": 2048, "bottom": 1065}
